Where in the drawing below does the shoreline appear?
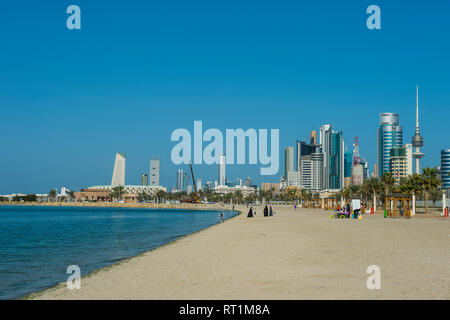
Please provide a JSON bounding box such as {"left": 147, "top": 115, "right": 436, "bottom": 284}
{"left": 21, "top": 205, "right": 243, "bottom": 300}
{"left": 0, "top": 201, "right": 231, "bottom": 211}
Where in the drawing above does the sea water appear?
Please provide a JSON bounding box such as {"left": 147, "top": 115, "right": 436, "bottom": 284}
{"left": 0, "top": 206, "right": 238, "bottom": 299}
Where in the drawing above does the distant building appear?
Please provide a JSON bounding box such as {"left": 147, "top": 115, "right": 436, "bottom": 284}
{"left": 351, "top": 164, "right": 364, "bottom": 186}
{"left": 176, "top": 169, "right": 183, "bottom": 191}
{"left": 360, "top": 159, "right": 369, "bottom": 181}
{"left": 213, "top": 185, "right": 256, "bottom": 196}
{"left": 183, "top": 173, "right": 188, "bottom": 191}
{"left": 404, "top": 144, "right": 413, "bottom": 176}
{"left": 284, "top": 146, "right": 295, "bottom": 179}
{"left": 310, "top": 130, "right": 317, "bottom": 145}
{"left": 197, "top": 178, "right": 202, "bottom": 190}
{"left": 219, "top": 154, "right": 226, "bottom": 186}
{"left": 389, "top": 146, "right": 409, "bottom": 182}
{"left": 301, "top": 150, "right": 324, "bottom": 191}
{"left": 111, "top": 152, "right": 126, "bottom": 186}
{"left": 149, "top": 159, "right": 160, "bottom": 186}
{"left": 344, "top": 151, "right": 352, "bottom": 178}
{"left": 141, "top": 173, "right": 148, "bottom": 186}
{"left": 320, "top": 124, "right": 344, "bottom": 190}
{"left": 261, "top": 182, "right": 281, "bottom": 193}
{"left": 245, "top": 177, "right": 252, "bottom": 187}
{"left": 378, "top": 113, "right": 403, "bottom": 177}
{"left": 441, "top": 149, "right": 450, "bottom": 192}
{"left": 287, "top": 171, "right": 301, "bottom": 187}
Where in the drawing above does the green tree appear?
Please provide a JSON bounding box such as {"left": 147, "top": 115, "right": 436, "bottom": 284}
{"left": 155, "top": 190, "right": 166, "bottom": 203}
{"left": 48, "top": 189, "right": 58, "bottom": 201}
{"left": 111, "top": 186, "right": 126, "bottom": 201}
{"left": 420, "top": 167, "right": 441, "bottom": 215}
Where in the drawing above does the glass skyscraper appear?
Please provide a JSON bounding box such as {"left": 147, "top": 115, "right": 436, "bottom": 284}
{"left": 344, "top": 151, "right": 352, "bottom": 178}
{"left": 320, "top": 124, "right": 344, "bottom": 190}
{"left": 377, "top": 113, "right": 403, "bottom": 177}
{"left": 441, "top": 149, "right": 450, "bottom": 191}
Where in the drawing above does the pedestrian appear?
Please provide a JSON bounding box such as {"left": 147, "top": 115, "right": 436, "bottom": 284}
{"left": 247, "top": 207, "right": 253, "bottom": 217}
{"left": 269, "top": 205, "right": 273, "bottom": 217}
{"left": 264, "top": 205, "right": 269, "bottom": 217}
{"left": 219, "top": 211, "right": 224, "bottom": 222}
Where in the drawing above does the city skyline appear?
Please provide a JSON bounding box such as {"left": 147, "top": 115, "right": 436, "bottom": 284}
{"left": 1, "top": 1, "right": 450, "bottom": 193}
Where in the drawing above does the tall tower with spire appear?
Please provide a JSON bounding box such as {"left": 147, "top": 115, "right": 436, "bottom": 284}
{"left": 411, "top": 85, "right": 424, "bottom": 174}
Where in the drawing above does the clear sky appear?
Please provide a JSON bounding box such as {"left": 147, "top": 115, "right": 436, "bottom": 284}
{"left": 0, "top": 1, "right": 449, "bottom": 193}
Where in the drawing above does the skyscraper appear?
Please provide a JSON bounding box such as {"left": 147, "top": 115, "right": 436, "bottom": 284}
{"left": 320, "top": 124, "right": 344, "bottom": 190}
{"left": 111, "top": 152, "right": 126, "bottom": 186}
{"left": 441, "top": 149, "right": 450, "bottom": 193}
{"left": 219, "top": 154, "right": 226, "bottom": 186}
{"left": 378, "top": 113, "right": 403, "bottom": 177}
{"left": 183, "top": 173, "right": 188, "bottom": 191}
{"left": 141, "top": 173, "right": 148, "bottom": 186}
{"left": 284, "top": 146, "right": 294, "bottom": 179}
{"left": 411, "top": 86, "right": 424, "bottom": 174}
{"left": 404, "top": 144, "right": 413, "bottom": 176}
{"left": 389, "top": 146, "right": 410, "bottom": 182}
{"left": 176, "top": 169, "right": 183, "bottom": 191}
{"left": 344, "top": 151, "right": 352, "bottom": 178}
{"left": 149, "top": 158, "right": 160, "bottom": 186}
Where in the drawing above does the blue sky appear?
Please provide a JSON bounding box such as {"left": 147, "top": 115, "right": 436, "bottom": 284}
{"left": 0, "top": 1, "right": 449, "bottom": 193}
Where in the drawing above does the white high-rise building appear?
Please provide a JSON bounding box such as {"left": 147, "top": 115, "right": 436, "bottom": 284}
{"left": 287, "top": 171, "right": 301, "bottom": 187}
{"left": 405, "top": 144, "right": 413, "bottom": 176}
{"left": 219, "top": 154, "right": 226, "bottom": 186}
{"left": 149, "top": 159, "right": 160, "bottom": 186}
{"left": 176, "top": 169, "right": 183, "bottom": 191}
{"left": 111, "top": 152, "right": 126, "bottom": 186}
{"left": 284, "top": 146, "right": 295, "bottom": 179}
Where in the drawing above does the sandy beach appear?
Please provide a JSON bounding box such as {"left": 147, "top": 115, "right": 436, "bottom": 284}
{"left": 30, "top": 206, "right": 450, "bottom": 300}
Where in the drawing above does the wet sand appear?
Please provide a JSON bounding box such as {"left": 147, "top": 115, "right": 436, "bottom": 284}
{"left": 31, "top": 206, "right": 450, "bottom": 300}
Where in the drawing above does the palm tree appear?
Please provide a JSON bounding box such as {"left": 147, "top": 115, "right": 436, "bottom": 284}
{"left": 381, "top": 172, "right": 395, "bottom": 208}
{"left": 48, "top": 189, "right": 58, "bottom": 202}
{"left": 155, "top": 190, "right": 166, "bottom": 203}
{"left": 430, "top": 188, "right": 442, "bottom": 208}
{"left": 111, "top": 186, "right": 126, "bottom": 202}
{"left": 287, "top": 187, "right": 297, "bottom": 205}
{"left": 421, "top": 167, "right": 441, "bottom": 215}
{"left": 67, "top": 190, "right": 75, "bottom": 202}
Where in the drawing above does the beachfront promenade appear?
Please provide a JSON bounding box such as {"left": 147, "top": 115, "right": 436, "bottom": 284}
{"left": 31, "top": 206, "right": 449, "bottom": 300}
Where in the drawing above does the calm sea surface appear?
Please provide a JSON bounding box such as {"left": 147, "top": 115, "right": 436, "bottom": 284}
{"left": 0, "top": 206, "right": 238, "bottom": 299}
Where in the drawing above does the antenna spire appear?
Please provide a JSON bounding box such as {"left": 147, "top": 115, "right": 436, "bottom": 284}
{"left": 416, "top": 85, "right": 419, "bottom": 133}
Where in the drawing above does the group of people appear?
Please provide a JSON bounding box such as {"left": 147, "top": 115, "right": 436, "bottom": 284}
{"left": 247, "top": 205, "right": 275, "bottom": 218}
{"left": 335, "top": 203, "right": 361, "bottom": 219}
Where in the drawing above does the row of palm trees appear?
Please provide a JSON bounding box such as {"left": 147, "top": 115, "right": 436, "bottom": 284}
{"left": 338, "top": 167, "right": 441, "bottom": 214}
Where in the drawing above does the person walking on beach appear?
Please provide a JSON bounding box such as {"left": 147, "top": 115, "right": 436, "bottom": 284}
{"left": 247, "top": 207, "right": 253, "bottom": 218}
{"left": 219, "top": 211, "right": 224, "bottom": 222}
{"left": 269, "top": 205, "right": 273, "bottom": 217}
{"left": 264, "top": 205, "right": 269, "bottom": 217}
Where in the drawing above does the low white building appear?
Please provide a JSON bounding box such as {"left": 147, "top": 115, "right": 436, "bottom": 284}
{"left": 213, "top": 185, "right": 256, "bottom": 196}
{"left": 88, "top": 185, "right": 166, "bottom": 195}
